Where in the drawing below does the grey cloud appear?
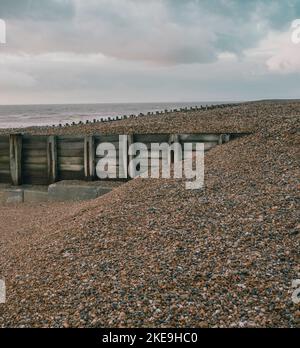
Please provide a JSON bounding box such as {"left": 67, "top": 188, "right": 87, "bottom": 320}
{"left": 0, "top": 0, "right": 299, "bottom": 65}
{"left": 0, "top": 0, "right": 299, "bottom": 105}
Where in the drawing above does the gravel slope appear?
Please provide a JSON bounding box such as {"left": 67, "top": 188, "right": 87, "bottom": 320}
{"left": 0, "top": 101, "right": 299, "bottom": 327}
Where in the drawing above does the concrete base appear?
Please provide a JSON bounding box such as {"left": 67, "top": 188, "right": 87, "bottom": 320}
{"left": 4, "top": 189, "right": 24, "bottom": 204}
{"left": 0, "top": 181, "right": 119, "bottom": 204}
{"left": 0, "top": 184, "right": 11, "bottom": 204}
{"left": 0, "top": 186, "right": 49, "bottom": 204}
{"left": 48, "top": 181, "right": 112, "bottom": 202}
{"left": 24, "top": 186, "right": 49, "bottom": 203}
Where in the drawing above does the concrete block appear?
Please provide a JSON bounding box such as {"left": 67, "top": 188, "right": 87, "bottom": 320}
{"left": 0, "top": 191, "right": 6, "bottom": 204}
{"left": 5, "top": 189, "right": 24, "bottom": 204}
{"left": 48, "top": 181, "right": 112, "bottom": 202}
{"left": 24, "top": 188, "right": 49, "bottom": 203}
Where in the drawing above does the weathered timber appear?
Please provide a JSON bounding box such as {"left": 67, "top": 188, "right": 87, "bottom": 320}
{"left": 134, "top": 134, "right": 170, "bottom": 143}
{"left": 59, "top": 164, "right": 84, "bottom": 172}
{"left": 57, "top": 136, "right": 84, "bottom": 181}
{"left": 22, "top": 135, "right": 48, "bottom": 185}
{"left": 9, "top": 134, "right": 22, "bottom": 186}
{"left": 180, "top": 134, "right": 221, "bottom": 142}
{"left": 0, "top": 132, "right": 240, "bottom": 185}
{"left": 0, "top": 136, "right": 11, "bottom": 183}
{"left": 47, "top": 136, "right": 57, "bottom": 184}
{"left": 58, "top": 157, "right": 84, "bottom": 165}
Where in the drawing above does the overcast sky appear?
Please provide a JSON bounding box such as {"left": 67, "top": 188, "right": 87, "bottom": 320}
{"left": 0, "top": 0, "right": 299, "bottom": 105}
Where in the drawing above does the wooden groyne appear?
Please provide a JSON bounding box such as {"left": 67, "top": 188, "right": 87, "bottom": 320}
{"left": 0, "top": 132, "right": 245, "bottom": 186}
{"left": 47, "top": 103, "right": 238, "bottom": 129}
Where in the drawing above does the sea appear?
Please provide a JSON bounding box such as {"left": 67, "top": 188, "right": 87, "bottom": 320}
{"left": 0, "top": 102, "right": 227, "bottom": 129}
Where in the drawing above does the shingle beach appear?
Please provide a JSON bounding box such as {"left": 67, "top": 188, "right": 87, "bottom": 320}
{"left": 0, "top": 100, "right": 299, "bottom": 328}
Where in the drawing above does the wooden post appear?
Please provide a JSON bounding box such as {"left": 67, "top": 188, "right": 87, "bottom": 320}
{"left": 218, "top": 134, "right": 223, "bottom": 145}
{"left": 219, "top": 134, "right": 230, "bottom": 145}
{"left": 47, "top": 136, "right": 57, "bottom": 184}
{"left": 169, "top": 134, "right": 179, "bottom": 145}
{"left": 84, "top": 136, "right": 95, "bottom": 180}
{"left": 9, "top": 134, "right": 22, "bottom": 186}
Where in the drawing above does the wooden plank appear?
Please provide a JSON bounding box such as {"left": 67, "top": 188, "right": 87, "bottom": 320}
{"left": 0, "top": 164, "right": 10, "bottom": 171}
{"left": 9, "top": 134, "right": 22, "bottom": 185}
{"left": 22, "top": 149, "right": 47, "bottom": 158}
{"left": 95, "top": 141, "right": 120, "bottom": 150}
{"left": 180, "top": 134, "right": 220, "bottom": 142}
{"left": 0, "top": 143, "right": 9, "bottom": 150}
{"left": 22, "top": 171, "right": 48, "bottom": 178}
{"left": 58, "top": 157, "right": 83, "bottom": 165}
{"left": 0, "top": 150, "right": 9, "bottom": 157}
{"left": 180, "top": 142, "right": 217, "bottom": 151}
{"left": 0, "top": 156, "right": 9, "bottom": 164}
{"left": 22, "top": 138, "right": 47, "bottom": 145}
{"left": 22, "top": 137, "right": 47, "bottom": 151}
{"left": 135, "top": 134, "right": 170, "bottom": 143}
{"left": 0, "top": 137, "right": 10, "bottom": 183}
{"left": 22, "top": 143, "right": 47, "bottom": 150}
{"left": 22, "top": 158, "right": 47, "bottom": 165}
{"left": 57, "top": 142, "right": 84, "bottom": 150}
{"left": 58, "top": 149, "right": 84, "bottom": 157}
{"left": 47, "top": 136, "right": 57, "bottom": 184}
{"left": 23, "top": 163, "right": 48, "bottom": 171}
{"left": 20, "top": 136, "right": 50, "bottom": 185}
{"left": 0, "top": 175, "right": 11, "bottom": 183}
{"left": 59, "top": 164, "right": 84, "bottom": 172}
{"left": 57, "top": 136, "right": 84, "bottom": 142}
{"left": 22, "top": 176, "right": 48, "bottom": 185}
{"left": 131, "top": 142, "right": 181, "bottom": 151}
{"left": 23, "top": 136, "right": 47, "bottom": 143}
{"left": 95, "top": 135, "right": 119, "bottom": 143}
{"left": 58, "top": 171, "right": 85, "bottom": 181}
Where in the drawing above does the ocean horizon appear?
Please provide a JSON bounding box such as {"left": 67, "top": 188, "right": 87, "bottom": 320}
{"left": 0, "top": 101, "right": 233, "bottom": 129}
